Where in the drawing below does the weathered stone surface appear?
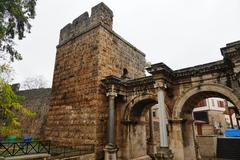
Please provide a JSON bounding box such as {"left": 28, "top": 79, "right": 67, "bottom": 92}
{"left": 196, "top": 135, "right": 217, "bottom": 159}
{"left": 59, "top": 2, "right": 113, "bottom": 46}
{"left": 18, "top": 88, "right": 51, "bottom": 138}
{"left": 16, "top": 2, "right": 240, "bottom": 160}
{"left": 45, "top": 2, "right": 145, "bottom": 159}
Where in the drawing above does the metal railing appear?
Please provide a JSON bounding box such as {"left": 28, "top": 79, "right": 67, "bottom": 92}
{"left": 50, "top": 144, "right": 95, "bottom": 158}
{"left": 0, "top": 140, "right": 95, "bottom": 158}
{"left": 0, "top": 140, "right": 50, "bottom": 157}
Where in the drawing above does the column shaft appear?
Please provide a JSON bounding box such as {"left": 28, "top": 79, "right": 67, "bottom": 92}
{"left": 108, "top": 95, "right": 115, "bottom": 145}
{"left": 149, "top": 108, "right": 154, "bottom": 142}
{"left": 104, "top": 89, "right": 117, "bottom": 160}
{"left": 157, "top": 88, "right": 168, "bottom": 147}
{"left": 229, "top": 108, "right": 234, "bottom": 129}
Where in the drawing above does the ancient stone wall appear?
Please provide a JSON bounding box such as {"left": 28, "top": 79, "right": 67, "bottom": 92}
{"left": 97, "top": 26, "right": 145, "bottom": 79}
{"left": 59, "top": 2, "right": 113, "bottom": 46}
{"left": 18, "top": 88, "right": 51, "bottom": 138}
{"left": 45, "top": 26, "right": 100, "bottom": 147}
{"left": 45, "top": 2, "right": 146, "bottom": 159}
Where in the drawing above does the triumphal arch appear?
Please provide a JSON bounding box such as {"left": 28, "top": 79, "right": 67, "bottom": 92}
{"left": 45, "top": 2, "right": 240, "bottom": 160}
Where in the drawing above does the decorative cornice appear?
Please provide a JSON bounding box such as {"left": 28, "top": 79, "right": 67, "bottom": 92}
{"left": 173, "top": 60, "right": 229, "bottom": 78}
{"left": 146, "top": 62, "right": 173, "bottom": 76}
{"left": 125, "top": 76, "right": 154, "bottom": 87}
{"left": 102, "top": 75, "right": 122, "bottom": 85}
{"left": 102, "top": 75, "right": 155, "bottom": 87}
{"left": 147, "top": 60, "right": 230, "bottom": 80}
{"left": 221, "top": 40, "right": 240, "bottom": 58}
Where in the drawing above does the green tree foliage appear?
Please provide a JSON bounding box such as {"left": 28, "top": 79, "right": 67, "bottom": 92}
{"left": 0, "top": 80, "right": 34, "bottom": 126}
{"left": 0, "top": 0, "right": 37, "bottom": 61}
{"left": 0, "top": 0, "right": 37, "bottom": 136}
{"left": 0, "top": 66, "right": 35, "bottom": 137}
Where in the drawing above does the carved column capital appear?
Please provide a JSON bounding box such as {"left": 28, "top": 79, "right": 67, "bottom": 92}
{"left": 106, "top": 84, "right": 117, "bottom": 97}
{"left": 154, "top": 80, "right": 167, "bottom": 91}
{"left": 106, "top": 91, "right": 117, "bottom": 97}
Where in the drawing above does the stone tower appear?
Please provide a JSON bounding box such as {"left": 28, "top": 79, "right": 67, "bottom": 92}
{"left": 45, "top": 2, "right": 146, "bottom": 159}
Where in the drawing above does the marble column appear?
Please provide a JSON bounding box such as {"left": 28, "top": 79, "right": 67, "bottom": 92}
{"left": 147, "top": 108, "right": 156, "bottom": 157}
{"left": 158, "top": 88, "right": 168, "bottom": 147}
{"left": 104, "top": 87, "right": 118, "bottom": 160}
{"left": 155, "top": 86, "right": 173, "bottom": 160}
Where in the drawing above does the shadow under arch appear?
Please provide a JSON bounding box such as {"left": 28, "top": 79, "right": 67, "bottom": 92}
{"left": 122, "top": 94, "right": 158, "bottom": 123}
{"left": 121, "top": 94, "right": 158, "bottom": 159}
{"left": 172, "top": 83, "right": 240, "bottom": 119}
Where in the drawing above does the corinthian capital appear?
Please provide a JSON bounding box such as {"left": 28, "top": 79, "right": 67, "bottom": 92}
{"left": 107, "top": 91, "right": 117, "bottom": 97}
{"left": 154, "top": 80, "right": 167, "bottom": 90}
{"left": 106, "top": 84, "right": 117, "bottom": 97}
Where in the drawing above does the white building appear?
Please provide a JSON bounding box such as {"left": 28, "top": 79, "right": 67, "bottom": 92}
{"left": 193, "top": 98, "right": 239, "bottom": 135}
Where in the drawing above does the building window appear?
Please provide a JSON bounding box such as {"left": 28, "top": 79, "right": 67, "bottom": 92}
{"left": 217, "top": 100, "right": 225, "bottom": 108}
{"left": 193, "top": 111, "right": 209, "bottom": 123}
{"left": 197, "top": 99, "right": 207, "bottom": 107}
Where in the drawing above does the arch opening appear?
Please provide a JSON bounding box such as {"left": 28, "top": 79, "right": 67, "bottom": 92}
{"left": 130, "top": 98, "right": 157, "bottom": 122}
{"left": 181, "top": 91, "right": 235, "bottom": 117}
{"left": 171, "top": 84, "right": 240, "bottom": 160}
{"left": 122, "top": 96, "right": 158, "bottom": 159}
{"left": 173, "top": 84, "right": 240, "bottom": 119}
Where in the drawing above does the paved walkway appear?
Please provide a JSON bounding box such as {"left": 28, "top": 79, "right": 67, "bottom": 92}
{"left": 0, "top": 153, "right": 50, "bottom": 160}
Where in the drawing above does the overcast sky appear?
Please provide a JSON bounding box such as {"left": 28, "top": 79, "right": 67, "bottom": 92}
{"left": 12, "top": 0, "right": 240, "bottom": 87}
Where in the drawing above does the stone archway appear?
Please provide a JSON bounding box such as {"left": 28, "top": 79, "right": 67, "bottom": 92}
{"left": 121, "top": 94, "right": 158, "bottom": 160}
{"left": 173, "top": 83, "right": 240, "bottom": 119}
{"left": 170, "top": 83, "right": 240, "bottom": 160}
{"left": 123, "top": 94, "right": 158, "bottom": 122}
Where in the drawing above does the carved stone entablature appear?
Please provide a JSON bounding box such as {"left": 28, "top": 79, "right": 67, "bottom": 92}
{"left": 102, "top": 75, "right": 122, "bottom": 85}
{"left": 146, "top": 62, "right": 174, "bottom": 79}
{"left": 221, "top": 41, "right": 240, "bottom": 76}
{"left": 102, "top": 75, "right": 155, "bottom": 96}
{"left": 101, "top": 75, "right": 123, "bottom": 95}
{"left": 221, "top": 40, "right": 240, "bottom": 58}
{"left": 125, "top": 76, "right": 154, "bottom": 87}
{"left": 147, "top": 60, "right": 231, "bottom": 81}
{"left": 173, "top": 60, "right": 229, "bottom": 79}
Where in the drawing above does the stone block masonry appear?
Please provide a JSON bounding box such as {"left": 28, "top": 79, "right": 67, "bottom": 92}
{"left": 45, "top": 2, "right": 146, "bottom": 159}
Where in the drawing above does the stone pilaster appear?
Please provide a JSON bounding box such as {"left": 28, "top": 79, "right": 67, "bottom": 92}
{"left": 169, "top": 119, "right": 184, "bottom": 160}
{"left": 182, "top": 118, "right": 198, "bottom": 160}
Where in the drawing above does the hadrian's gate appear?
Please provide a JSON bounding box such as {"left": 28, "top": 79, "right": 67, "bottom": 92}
{"left": 45, "top": 2, "right": 240, "bottom": 160}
